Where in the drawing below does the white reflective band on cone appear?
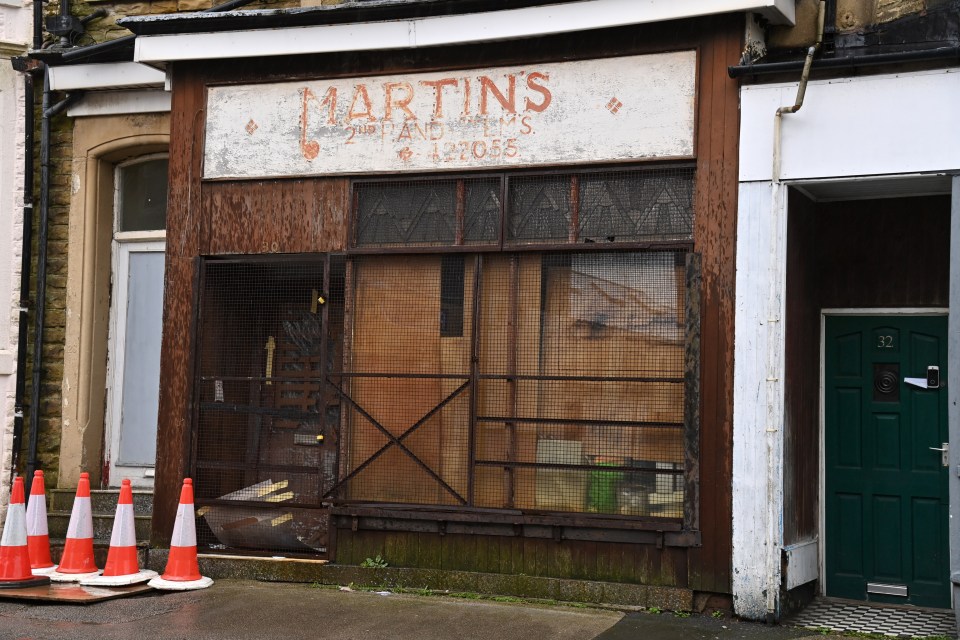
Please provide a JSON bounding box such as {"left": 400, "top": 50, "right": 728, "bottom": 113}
{"left": 110, "top": 503, "right": 137, "bottom": 548}
{"left": 170, "top": 503, "right": 197, "bottom": 547}
{"left": 1, "top": 504, "right": 28, "bottom": 547}
{"left": 26, "top": 496, "right": 49, "bottom": 536}
{"left": 66, "top": 497, "right": 94, "bottom": 539}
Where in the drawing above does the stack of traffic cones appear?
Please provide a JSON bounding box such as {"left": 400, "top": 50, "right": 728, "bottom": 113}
{"left": 81, "top": 479, "right": 157, "bottom": 586}
{"left": 26, "top": 470, "right": 56, "bottom": 575}
{"left": 148, "top": 479, "right": 212, "bottom": 590}
{"left": 48, "top": 472, "right": 101, "bottom": 582}
{"left": 0, "top": 477, "right": 51, "bottom": 588}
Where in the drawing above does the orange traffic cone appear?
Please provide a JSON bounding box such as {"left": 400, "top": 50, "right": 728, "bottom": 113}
{"left": 48, "top": 472, "right": 100, "bottom": 582}
{"left": 148, "top": 479, "right": 212, "bottom": 590}
{"left": 26, "top": 470, "right": 56, "bottom": 575}
{"left": 81, "top": 479, "right": 157, "bottom": 586}
{"left": 0, "top": 477, "right": 51, "bottom": 588}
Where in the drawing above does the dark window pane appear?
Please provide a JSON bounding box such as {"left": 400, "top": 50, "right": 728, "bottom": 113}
{"left": 579, "top": 168, "right": 695, "bottom": 242}
{"left": 118, "top": 158, "right": 168, "bottom": 232}
{"left": 463, "top": 178, "right": 501, "bottom": 244}
{"left": 440, "top": 255, "right": 465, "bottom": 337}
{"left": 354, "top": 180, "right": 457, "bottom": 247}
{"left": 507, "top": 175, "right": 571, "bottom": 243}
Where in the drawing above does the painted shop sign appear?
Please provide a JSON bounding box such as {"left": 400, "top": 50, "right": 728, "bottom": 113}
{"left": 203, "top": 50, "right": 696, "bottom": 179}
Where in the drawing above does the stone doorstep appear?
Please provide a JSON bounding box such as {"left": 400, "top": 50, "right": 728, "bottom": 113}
{"left": 145, "top": 550, "right": 695, "bottom": 612}
{"left": 46, "top": 511, "right": 152, "bottom": 543}
{"left": 48, "top": 488, "right": 154, "bottom": 515}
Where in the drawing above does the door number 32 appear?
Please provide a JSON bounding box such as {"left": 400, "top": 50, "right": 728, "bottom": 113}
{"left": 877, "top": 335, "right": 894, "bottom": 348}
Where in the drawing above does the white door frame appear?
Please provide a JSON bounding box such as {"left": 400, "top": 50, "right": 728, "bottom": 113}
{"left": 104, "top": 152, "right": 168, "bottom": 488}
{"left": 819, "top": 307, "right": 949, "bottom": 600}
{"left": 105, "top": 237, "right": 165, "bottom": 487}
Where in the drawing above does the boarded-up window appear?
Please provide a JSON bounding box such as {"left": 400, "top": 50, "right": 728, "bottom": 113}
{"left": 337, "top": 250, "right": 692, "bottom": 518}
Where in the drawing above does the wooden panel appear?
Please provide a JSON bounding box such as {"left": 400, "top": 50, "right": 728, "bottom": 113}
{"left": 784, "top": 190, "right": 820, "bottom": 544}
{"left": 814, "top": 197, "right": 950, "bottom": 309}
{"left": 686, "top": 15, "right": 741, "bottom": 594}
{"left": 152, "top": 63, "right": 206, "bottom": 545}
{"left": 348, "top": 256, "right": 452, "bottom": 504}
{"left": 202, "top": 178, "right": 349, "bottom": 255}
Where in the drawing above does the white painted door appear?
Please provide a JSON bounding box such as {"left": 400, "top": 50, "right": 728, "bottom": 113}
{"left": 105, "top": 156, "right": 168, "bottom": 487}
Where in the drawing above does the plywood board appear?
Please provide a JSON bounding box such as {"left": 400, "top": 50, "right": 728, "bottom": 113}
{"left": 0, "top": 583, "right": 153, "bottom": 603}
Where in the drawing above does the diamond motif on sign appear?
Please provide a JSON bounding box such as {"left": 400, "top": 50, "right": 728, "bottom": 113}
{"left": 245, "top": 119, "right": 259, "bottom": 135}
{"left": 606, "top": 97, "right": 623, "bottom": 114}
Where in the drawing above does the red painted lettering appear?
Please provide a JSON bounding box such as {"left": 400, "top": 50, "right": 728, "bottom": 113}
{"left": 419, "top": 78, "right": 458, "bottom": 119}
{"left": 479, "top": 75, "right": 516, "bottom": 115}
{"left": 524, "top": 72, "right": 552, "bottom": 113}
{"left": 299, "top": 87, "right": 320, "bottom": 160}
{"left": 348, "top": 84, "right": 375, "bottom": 121}
{"left": 384, "top": 81, "right": 417, "bottom": 121}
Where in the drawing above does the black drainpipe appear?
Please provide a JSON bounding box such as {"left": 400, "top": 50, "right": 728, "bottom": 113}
{"left": 25, "top": 70, "right": 80, "bottom": 481}
{"left": 9, "top": 0, "right": 45, "bottom": 483}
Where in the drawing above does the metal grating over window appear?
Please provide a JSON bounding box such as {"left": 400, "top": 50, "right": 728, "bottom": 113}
{"left": 192, "top": 257, "right": 345, "bottom": 556}
{"left": 352, "top": 166, "right": 695, "bottom": 248}
{"left": 332, "top": 250, "right": 693, "bottom": 519}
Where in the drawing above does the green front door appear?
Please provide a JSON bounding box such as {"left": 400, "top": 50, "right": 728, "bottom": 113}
{"left": 825, "top": 315, "right": 950, "bottom": 608}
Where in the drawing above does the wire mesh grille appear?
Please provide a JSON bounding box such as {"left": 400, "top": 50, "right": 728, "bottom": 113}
{"left": 193, "top": 257, "right": 344, "bottom": 554}
{"left": 353, "top": 166, "right": 694, "bottom": 248}
{"left": 336, "top": 250, "right": 689, "bottom": 518}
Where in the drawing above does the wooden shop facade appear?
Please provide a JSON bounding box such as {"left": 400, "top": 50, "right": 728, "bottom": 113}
{"left": 123, "top": 2, "right": 757, "bottom": 601}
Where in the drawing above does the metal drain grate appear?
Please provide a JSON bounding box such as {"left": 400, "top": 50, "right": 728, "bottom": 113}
{"left": 789, "top": 598, "right": 956, "bottom": 638}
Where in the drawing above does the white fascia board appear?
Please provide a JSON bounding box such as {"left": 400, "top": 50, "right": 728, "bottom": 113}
{"left": 739, "top": 69, "right": 960, "bottom": 182}
{"left": 48, "top": 62, "right": 166, "bottom": 91}
{"left": 67, "top": 89, "right": 171, "bottom": 117}
{"left": 134, "top": 0, "right": 794, "bottom": 64}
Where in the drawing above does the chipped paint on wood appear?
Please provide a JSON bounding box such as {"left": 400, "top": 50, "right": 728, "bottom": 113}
{"left": 203, "top": 51, "right": 696, "bottom": 179}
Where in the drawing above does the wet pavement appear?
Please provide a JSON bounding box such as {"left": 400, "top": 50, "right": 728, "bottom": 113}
{"left": 0, "top": 578, "right": 850, "bottom": 640}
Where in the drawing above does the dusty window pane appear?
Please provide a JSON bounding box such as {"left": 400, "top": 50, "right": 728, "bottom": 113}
{"left": 578, "top": 168, "right": 695, "bottom": 242}
{"left": 507, "top": 175, "right": 571, "bottom": 243}
{"left": 354, "top": 180, "right": 457, "bottom": 246}
{"left": 118, "top": 158, "right": 168, "bottom": 232}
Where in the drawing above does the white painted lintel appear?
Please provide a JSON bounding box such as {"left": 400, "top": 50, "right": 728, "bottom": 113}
{"left": 67, "top": 90, "right": 171, "bottom": 117}
{"left": 48, "top": 62, "right": 166, "bottom": 92}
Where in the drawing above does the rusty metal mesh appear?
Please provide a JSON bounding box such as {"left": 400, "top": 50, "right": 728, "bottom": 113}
{"left": 192, "top": 257, "right": 344, "bottom": 554}
{"left": 336, "top": 251, "right": 687, "bottom": 517}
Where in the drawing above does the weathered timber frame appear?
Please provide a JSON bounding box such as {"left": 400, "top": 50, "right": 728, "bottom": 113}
{"left": 153, "top": 14, "right": 741, "bottom": 591}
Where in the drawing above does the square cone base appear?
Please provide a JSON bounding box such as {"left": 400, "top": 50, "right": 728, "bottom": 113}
{"left": 49, "top": 570, "right": 101, "bottom": 583}
{"left": 32, "top": 565, "right": 57, "bottom": 576}
{"left": 0, "top": 574, "right": 51, "bottom": 589}
{"left": 80, "top": 570, "right": 157, "bottom": 587}
{"left": 147, "top": 575, "right": 213, "bottom": 591}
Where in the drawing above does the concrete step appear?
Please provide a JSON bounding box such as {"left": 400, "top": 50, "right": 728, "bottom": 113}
{"left": 49, "top": 488, "right": 154, "bottom": 515}
{"left": 47, "top": 511, "right": 153, "bottom": 544}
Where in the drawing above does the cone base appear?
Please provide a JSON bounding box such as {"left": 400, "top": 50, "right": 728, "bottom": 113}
{"left": 0, "top": 574, "right": 51, "bottom": 589}
{"left": 32, "top": 565, "right": 58, "bottom": 576}
{"left": 48, "top": 570, "right": 101, "bottom": 583}
{"left": 147, "top": 575, "right": 213, "bottom": 591}
{"left": 80, "top": 569, "right": 157, "bottom": 587}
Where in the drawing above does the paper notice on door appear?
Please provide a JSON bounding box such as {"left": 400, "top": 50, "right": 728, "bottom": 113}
{"left": 904, "top": 377, "right": 929, "bottom": 389}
